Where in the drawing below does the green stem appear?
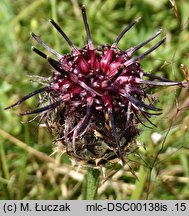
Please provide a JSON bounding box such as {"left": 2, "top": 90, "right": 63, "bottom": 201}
{"left": 131, "top": 166, "right": 147, "bottom": 200}
{"left": 82, "top": 167, "right": 100, "bottom": 200}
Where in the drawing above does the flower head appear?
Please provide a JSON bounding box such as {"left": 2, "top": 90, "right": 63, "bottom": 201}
{"left": 5, "top": 6, "right": 187, "bottom": 166}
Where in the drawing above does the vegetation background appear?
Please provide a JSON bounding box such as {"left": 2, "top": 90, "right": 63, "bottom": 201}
{"left": 0, "top": 0, "right": 189, "bottom": 199}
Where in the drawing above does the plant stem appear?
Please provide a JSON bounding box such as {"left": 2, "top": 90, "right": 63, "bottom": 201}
{"left": 131, "top": 165, "right": 147, "bottom": 199}
{"left": 82, "top": 167, "right": 100, "bottom": 200}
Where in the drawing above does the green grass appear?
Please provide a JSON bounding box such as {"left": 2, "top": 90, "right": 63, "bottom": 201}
{"left": 0, "top": 0, "right": 189, "bottom": 199}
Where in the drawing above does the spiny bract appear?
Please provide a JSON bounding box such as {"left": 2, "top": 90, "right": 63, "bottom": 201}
{"left": 5, "top": 6, "right": 187, "bottom": 166}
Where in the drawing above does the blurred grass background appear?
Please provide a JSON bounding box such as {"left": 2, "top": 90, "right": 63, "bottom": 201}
{"left": 0, "top": 0, "right": 189, "bottom": 199}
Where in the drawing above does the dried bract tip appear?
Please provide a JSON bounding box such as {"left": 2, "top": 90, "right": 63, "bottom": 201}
{"left": 81, "top": 4, "right": 92, "bottom": 44}
{"left": 127, "top": 29, "right": 163, "bottom": 56}
{"left": 32, "top": 46, "right": 47, "bottom": 59}
{"left": 133, "top": 37, "right": 166, "bottom": 62}
{"left": 49, "top": 19, "right": 75, "bottom": 49}
{"left": 31, "top": 32, "right": 63, "bottom": 59}
{"left": 112, "top": 17, "right": 141, "bottom": 47}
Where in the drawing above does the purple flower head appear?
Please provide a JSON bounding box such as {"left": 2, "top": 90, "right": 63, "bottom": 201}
{"left": 5, "top": 6, "right": 188, "bottom": 166}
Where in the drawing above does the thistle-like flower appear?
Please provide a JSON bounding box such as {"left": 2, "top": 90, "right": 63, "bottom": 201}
{"left": 5, "top": 6, "right": 187, "bottom": 165}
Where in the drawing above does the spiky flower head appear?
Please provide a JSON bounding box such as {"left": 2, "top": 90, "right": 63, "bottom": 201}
{"left": 5, "top": 6, "right": 187, "bottom": 166}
